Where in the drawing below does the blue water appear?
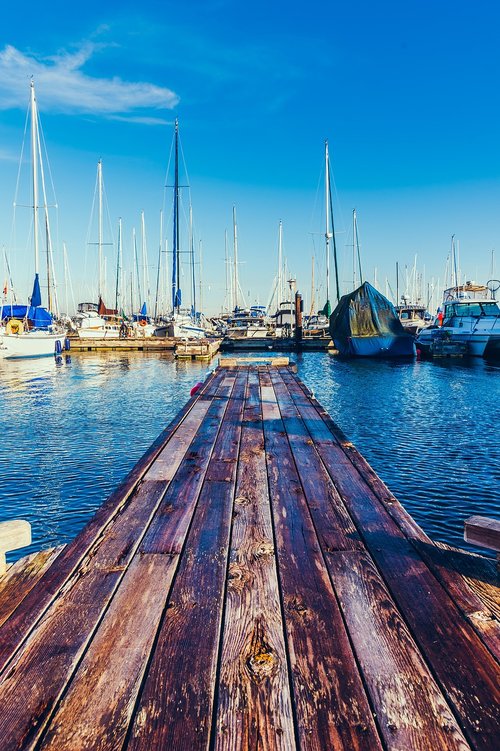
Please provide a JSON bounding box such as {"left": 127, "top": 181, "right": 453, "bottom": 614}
{"left": 0, "top": 352, "right": 498, "bottom": 563}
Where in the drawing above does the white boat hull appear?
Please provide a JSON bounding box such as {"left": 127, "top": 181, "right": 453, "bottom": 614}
{"left": 417, "top": 329, "right": 500, "bottom": 357}
{"left": 170, "top": 324, "right": 206, "bottom": 339}
{"left": 77, "top": 327, "right": 121, "bottom": 339}
{"left": 0, "top": 330, "right": 66, "bottom": 359}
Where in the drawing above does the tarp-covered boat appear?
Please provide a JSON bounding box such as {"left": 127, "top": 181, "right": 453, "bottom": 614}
{"left": 329, "top": 282, "right": 416, "bottom": 357}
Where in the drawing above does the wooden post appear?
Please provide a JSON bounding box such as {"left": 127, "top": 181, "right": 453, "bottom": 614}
{"left": 464, "top": 515, "right": 500, "bottom": 570}
{"left": 295, "top": 290, "right": 303, "bottom": 345}
{"left": 0, "top": 520, "right": 32, "bottom": 575}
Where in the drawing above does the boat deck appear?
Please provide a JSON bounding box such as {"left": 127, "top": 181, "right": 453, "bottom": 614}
{"left": 0, "top": 365, "right": 498, "bottom": 750}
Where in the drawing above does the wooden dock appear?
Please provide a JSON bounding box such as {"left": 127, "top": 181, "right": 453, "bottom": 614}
{"left": 175, "top": 338, "right": 221, "bottom": 360}
{"left": 0, "top": 364, "right": 498, "bottom": 750}
{"left": 220, "top": 335, "right": 335, "bottom": 352}
{"left": 68, "top": 336, "right": 178, "bottom": 351}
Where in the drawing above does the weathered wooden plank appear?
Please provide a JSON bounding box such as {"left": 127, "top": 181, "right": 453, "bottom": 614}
{"left": 328, "top": 550, "right": 471, "bottom": 750}
{"left": 129, "top": 489, "right": 239, "bottom": 750}
{"left": 0, "top": 370, "right": 223, "bottom": 674}
{"left": 282, "top": 369, "right": 433, "bottom": 544}
{"left": 219, "top": 357, "right": 290, "bottom": 367}
{"left": 214, "top": 371, "right": 296, "bottom": 751}
{"left": 412, "top": 541, "right": 500, "bottom": 662}
{"left": 268, "top": 369, "right": 362, "bottom": 553}
{"left": 0, "top": 376, "right": 234, "bottom": 750}
{"left": 433, "top": 542, "right": 500, "bottom": 619}
{"left": 139, "top": 375, "right": 237, "bottom": 554}
{"left": 128, "top": 374, "right": 245, "bottom": 750}
{"left": 465, "top": 516, "right": 500, "bottom": 553}
{"left": 281, "top": 368, "right": 500, "bottom": 663}
{"left": 205, "top": 370, "right": 248, "bottom": 483}
{"left": 0, "top": 547, "right": 63, "bottom": 629}
{"left": 260, "top": 369, "right": 383, "bottom": 750}
{"left": 38, "top": 553, "right": 178, "bottom": 751}
{"left": 280, "top": 370, "right": 500, "bottom": 751}
{"left": 36, "top": 376, "right": 240, "bottom": 751}
{"left": 272, "top": 367, "right": 471, "bottom": 750}
{"left": 0, "top": 481, "right": 168, "bottom": 751}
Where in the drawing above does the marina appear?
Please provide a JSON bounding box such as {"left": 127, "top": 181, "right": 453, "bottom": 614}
{"left": 0, "top": 362, "right": 498, "bottom": 750}
{"left": 0, "top": 8, "right": 499, "bottom": 749}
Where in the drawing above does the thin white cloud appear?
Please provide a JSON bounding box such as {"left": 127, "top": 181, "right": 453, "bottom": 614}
{"left": 0, "top": 44, "right": 179, "bottom": 117}
{"left": 0, "top": 148, "right": 19, "bottom": 162}
{"left": 109, "top": 114, "right": 172, "bottom": 126}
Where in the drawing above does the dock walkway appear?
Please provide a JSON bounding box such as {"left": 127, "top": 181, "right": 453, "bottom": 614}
{"left": 0, "top": 365, "right": 498, "bottom": 750}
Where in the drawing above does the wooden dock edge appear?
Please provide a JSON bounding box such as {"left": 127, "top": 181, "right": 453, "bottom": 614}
{"left": 0, "top": 521, "right": 31, "bottom": 576}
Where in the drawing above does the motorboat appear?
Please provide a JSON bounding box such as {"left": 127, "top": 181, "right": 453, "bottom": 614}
{"left": 416, "top": 282, "right": 500, "bottom": 358}
{"left": 395, "top": 302, "right": 432, "bottom": 335}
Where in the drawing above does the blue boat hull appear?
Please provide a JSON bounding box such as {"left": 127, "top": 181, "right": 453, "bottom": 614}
{"left": 335, "top": 334, "right": 416, "bottom": 358}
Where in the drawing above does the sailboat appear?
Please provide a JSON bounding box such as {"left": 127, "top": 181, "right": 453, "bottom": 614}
{"left": 323, "top": 161, "right": 414, "bottom": 356}
{"left": 166, "top": 119, "right": 206, "bottom": 339}
{"left": 0, "top": 81, "right": 66, "bottom": 359}
{"left": 72, "top": 160, "right": 124, "bottom": 339}
{"left": 329, "top": 281, "right": 416, "bottom": 357}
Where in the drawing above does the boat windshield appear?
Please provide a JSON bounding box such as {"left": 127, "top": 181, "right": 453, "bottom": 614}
{"left": 445, "top": 302, "right": 500, "bottom": 317}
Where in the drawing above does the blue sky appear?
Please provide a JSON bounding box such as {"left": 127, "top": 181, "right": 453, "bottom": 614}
{"left": 1, "top": 0, "right": 499, "bottom": 315}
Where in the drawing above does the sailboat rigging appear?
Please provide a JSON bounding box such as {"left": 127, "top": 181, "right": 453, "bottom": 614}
{"left": 162, "top": 119, "right": 207, "bottom": 339}
{"left": 321, "top": 140, "right": 339, "bottom": 316}
{"left": 0, "top": 80, "right": 66, "bottom": 359}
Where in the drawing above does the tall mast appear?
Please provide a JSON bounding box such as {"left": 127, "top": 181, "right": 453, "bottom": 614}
{"left": 352, "top": 208, "right": 356, "bottom": 290}
{"left": 190, "top": 204, "right": 196, "bottom": 315}
{"left": 63, "top": 243, "right": 68, "bottom": 315}
{"left": 233, "top": 205, "right": 239, "bottom": 311}
{"left": 224, "top": 229, "right": 229, "bottom": 313}
{"left": 45, "top": 218, "right": 52, "bottom": 311}
{"left": 353, "top": 208, "right": 363, "bottom": 286}
{"left": 278, "top": 220, "right": 283, "bottom": 304}
{"left": 324, "top": 141, "right": 331, "bottom": 309}
{"left": 115, "top": 217, "right": 122, "bottom": 311}
{"left": 309, "top": 254, "right": 315, "bottom": 317}
{"left": 154, "top": 209, "right": 163, "bottom": 319}
{"left": 199, "top": 239, "right": 203, "bottom": 318}
{"left": 451, "top": 234, "right": 458, "bottom": 290}
{"left": 133, "top": 227, "right": 142, "bottom": 309}
{"left": 30, "top": 80, "right": 39, "bottom": 276}
{"left": 171, "top": 118, "right": 180, "bottom": 313}
{"left": 97, "top": 159, "right": 103, "bottom": 300}
{"left": 141, "top": 210, "right": 150, "bottom": 309}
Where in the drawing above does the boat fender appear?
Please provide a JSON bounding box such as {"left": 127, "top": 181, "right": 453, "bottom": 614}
{"left": 54, "top": 339, "right": 63, "bottom": 355}
{"left": 190, "top": 382, "right": 204, "bottom": 397}
{"left": 64, "top": 337, "right": 71, "bottom": 351}
{"left": 6, "top": 319, "right": 24, "bottom": 335}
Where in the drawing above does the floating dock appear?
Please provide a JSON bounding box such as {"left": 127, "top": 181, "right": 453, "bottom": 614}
{"left": 220, "top": 334, "right": 334, "bottom": 352}
{"left": 68, "top": 334, "right": 334, "bottom": 354}
{"left": 0, "top": 364, "right": 498, "bottom": 750}
{"left": 175, "top": 338, "right": 221, "bottom": 360}
{"left": 67, "top": 335, "right": 178, "bottom": 351}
